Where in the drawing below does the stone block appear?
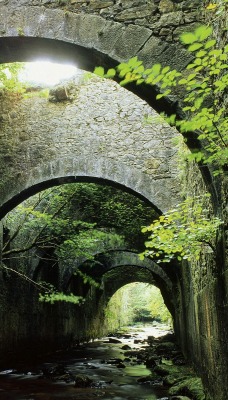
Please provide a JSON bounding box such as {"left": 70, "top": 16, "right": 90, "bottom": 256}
{"left": 159, "top": 0, "right": 175, "bottom": 13}
{"left": 115, "top": 4, "right": 157, "bottom": 22}
{"left": 137, "top": 35, "right": 168, "bottom": 67}
{"left": 89, "top": 1, "right": 113, "bottom": 10}
{"left": 155, "top": 11, "right": 184, "bottom": 28}
{"left": 112, "top": 24, "right": 152, "bottom": 61}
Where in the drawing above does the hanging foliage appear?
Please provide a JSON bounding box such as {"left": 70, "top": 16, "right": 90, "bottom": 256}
{"left": 94, "top": 24, "right": 228, "bottom": 175}
{"left": 140, "top": 196, "right": 222, "bottom": 263}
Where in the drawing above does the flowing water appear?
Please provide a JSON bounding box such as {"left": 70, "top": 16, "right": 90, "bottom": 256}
{"left": 0, "top": 324, "right": 171, "bottom": 400}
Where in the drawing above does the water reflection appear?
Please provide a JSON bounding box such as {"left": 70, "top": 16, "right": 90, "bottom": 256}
{"left": 0, "top": 324, "right": 171, "bottom": 400}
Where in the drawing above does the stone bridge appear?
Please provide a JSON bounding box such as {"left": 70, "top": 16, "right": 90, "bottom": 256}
{"left": 0, "top": 1, "right": 228, "bottom": 399}
{"left": 0, "top": 74, "right": 181, "bottom": 218}
{"left": 0, "top": 0, "right": 205, "bottom": 218}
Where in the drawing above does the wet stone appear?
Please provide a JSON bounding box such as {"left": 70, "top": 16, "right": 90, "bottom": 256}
{"left": 108, "top": 337, "right": 122, "bottom": 343}
{"left": 116, "top": 362, "right": 126, "bottom": 368}
{"left": 74, "top": 374, "right": 93, "bottom": 388}
{"left": 121, "top": 344, "right": 131, "bottom": 350}
{"left": 145, "top": 356, "right": 157, "bottom": 368}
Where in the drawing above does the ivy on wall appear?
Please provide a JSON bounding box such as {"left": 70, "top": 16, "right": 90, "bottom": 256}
{"left": 94, "top": 22, "right": 227, "bottom": 265}
{"left": 95, "top": 25, "right": 227, "bottom": 175}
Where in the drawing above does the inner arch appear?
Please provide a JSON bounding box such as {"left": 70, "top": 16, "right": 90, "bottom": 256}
{"left": 0, "top": 154, "right": 178, "bottom": 219}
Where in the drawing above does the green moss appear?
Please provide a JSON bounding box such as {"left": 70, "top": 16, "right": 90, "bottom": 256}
{"left": 154, "top": 363, "right": 185, "bottom": 376}
{"left": 169, "top": 377, "right": 206, "bottom": 400}
{"left": 164, "top": 372, "right": 190, "bottom": 386}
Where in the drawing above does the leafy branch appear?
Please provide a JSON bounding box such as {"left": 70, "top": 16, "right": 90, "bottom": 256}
{"left": 140, "top": 196, "right": 222, "bottom": 263}
{"left": 94, "top": 25, "right": 228, "bottom": 175}
{"left": 39, "top": 291, "right": 84, "bottom": 305}
{"left": 2, "top": 187, "right": 83, "bottom": 259}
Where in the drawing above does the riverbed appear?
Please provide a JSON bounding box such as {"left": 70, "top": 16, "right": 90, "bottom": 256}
{"left": 0, "top": 324, "right": 172, "bottom": 400}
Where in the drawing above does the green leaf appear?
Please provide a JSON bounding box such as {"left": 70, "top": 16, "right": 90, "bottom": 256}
{"left": 188, "top": 42, "right": 203, "bottom": 52}
{"left": 135, "top": 65, "right": 145, "bottom": 74}
{"left": 220, "top": 54, "right": 227, "bottom": 61}
{"left": 117, "top": 62, "right": 129, "bottom": 71}
{"left": 195, "top": 25, "right": 213, "bottom": 41}
{"left": 119, "top": 79, "right": 130, "bottom": 86}
{"left": 119, "top": 68, "right": 130, "bottom": 78}
{"left": 105, "top": 68, "right": 116, "bottom": 78}
{"left": 196, "top": 50, "right": 207, "bottom": 58}
{"left": 128, "top": 56, "right": 142, "bottom": 68}
{"left": 187, "top": 73, "right": 197, "bottom": 81}
{"left": 178, "top": 78, "right": 188, "bottom": 85}
{"left": 153, "top": 74, "right": 164, "bottom": 84}
{"left": 151, "top": 64, "right": 161, "bottom": 76}
{"left": 209, "top": 49, "right": 222, "bottom": 56}
{"left": 204, "top": 39, "right": 216, "bottom": 49}
{"left": 180, "top": 32, "right": 197, "bottom": 44}
{"left": 94, "top": 66, "right": 105, "bottom": 77}
{"left": 162, "top": 66, "right": 170, "bottom": 74}
{"left": 187, "top": 63, "right": 197, "bottom": 69}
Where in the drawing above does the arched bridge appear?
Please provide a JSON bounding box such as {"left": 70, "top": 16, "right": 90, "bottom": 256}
{"left": 1, "top": 3, "right": 227, "bottom": 400}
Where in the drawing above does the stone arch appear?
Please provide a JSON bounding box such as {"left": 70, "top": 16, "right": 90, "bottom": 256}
{"left": 0, "top": 2, "right": 215, "bottom": 200}
{"left": 84, "top": 250, "right": 172, "bottom": 288}
{"left": 102, "top": 265, "right": 174, "bottom": 316}
{"left": 0, "top": 3, "right": 194, "bottom": 116}
{"left": 66, "top": 250, "right": 175, "bottom": 315}
{"left": 0, "top": 71, "right": 182, "bottom": 218}
{"left": 0, "top": 156, "right": 179, "bottom": 219}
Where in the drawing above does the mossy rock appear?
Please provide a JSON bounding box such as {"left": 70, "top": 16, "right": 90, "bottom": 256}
{"left": 156, "top": 341, "right": 176, "bottom": 352}
{"left": 164, "top": 373, "right": 190, "bottom": 386}
{"left": 74, "top": 374, "right": 93, "bottom": 388}
{"left": 154, "top": 363, "right": 184, "bottom": 377}
{"left": 169, "top": 377, "right": 206, "bottom": 400}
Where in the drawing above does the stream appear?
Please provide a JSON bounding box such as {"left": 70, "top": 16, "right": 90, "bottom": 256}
{"left": 0, "top": 324, "right": 172, "bottom": 400}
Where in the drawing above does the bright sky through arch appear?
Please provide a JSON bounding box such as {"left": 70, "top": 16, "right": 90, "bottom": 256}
{"left": 19, "top": 61, "right": 78, "bottom": 86}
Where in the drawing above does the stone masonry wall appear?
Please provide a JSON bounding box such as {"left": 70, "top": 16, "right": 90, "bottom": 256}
{"left": 172, "top": 4, "right": 228, "bottom": 398}
{"left": 40, "top": 0, "right": 204, "bottom": 43}
{"left": 0, "top": 74, "right": 181, "bottom": 217}
{"left": 173, "top": 160, "right": 228, "bottom": 400}
{"left": 0, "top": 1, "right": 205, "bottom": 74}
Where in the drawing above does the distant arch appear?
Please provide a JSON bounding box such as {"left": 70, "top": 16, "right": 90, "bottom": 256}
{"left": 65, "top": 250, "right": 175, "bottom": 315}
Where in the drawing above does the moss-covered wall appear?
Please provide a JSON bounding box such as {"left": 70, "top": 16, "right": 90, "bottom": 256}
{"left": 172, "top": 4, "right": 228, "bottom": 397}
{"left": 173, "top": 160, "right": 228, "bottom": 400}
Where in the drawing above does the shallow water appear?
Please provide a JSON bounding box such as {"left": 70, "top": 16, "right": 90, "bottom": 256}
{"left": 0, "top": 324, "right": 171, "bottom": 400}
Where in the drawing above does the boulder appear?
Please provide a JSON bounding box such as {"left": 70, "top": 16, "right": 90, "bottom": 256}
{"left": 74, "top": 374, "right": 93, "bottom": 388}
